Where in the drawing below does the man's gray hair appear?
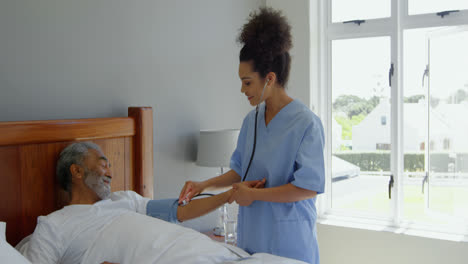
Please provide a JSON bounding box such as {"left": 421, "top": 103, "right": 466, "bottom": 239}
{"left": 56, "top": 142, "right": 102, "bottom": 193}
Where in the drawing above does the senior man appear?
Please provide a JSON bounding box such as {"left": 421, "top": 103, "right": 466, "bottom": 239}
{"left": 24, "top": 142, "right": 263, "bottom": 264}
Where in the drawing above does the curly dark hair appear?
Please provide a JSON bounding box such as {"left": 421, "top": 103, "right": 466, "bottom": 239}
{"left": 238, "top": 7, "right": 292, "bottom": 87}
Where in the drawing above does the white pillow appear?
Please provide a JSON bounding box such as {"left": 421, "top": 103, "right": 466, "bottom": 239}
{"left": 0, "top": 222, "right": 5, "bottom": 241}
{"left": 0, "top": 240, "right": 32, "bottom": 264}
{"left": 0, "top": 222, "right": 30, "bottom": 264}
{"left": 0, "top": 222, "right": 31, "bottom": 263}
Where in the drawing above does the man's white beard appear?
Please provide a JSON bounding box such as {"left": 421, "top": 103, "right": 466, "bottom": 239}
{"left": 84, "top": 169, "right": 111, "bottom": 200}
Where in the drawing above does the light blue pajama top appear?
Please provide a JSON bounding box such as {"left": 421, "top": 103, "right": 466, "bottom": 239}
{"left": 230, "top": 99, "right": 325, "bottom": 264}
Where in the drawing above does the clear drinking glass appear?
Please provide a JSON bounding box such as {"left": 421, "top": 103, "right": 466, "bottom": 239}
{"left": 222, "top": 204, "right": 237, "bottom": 245}
{"left": 223, "top": 219, "right": 237, "bottom": 245}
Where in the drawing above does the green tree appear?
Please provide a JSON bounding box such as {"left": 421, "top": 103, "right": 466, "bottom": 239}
{"left": 447, "top": 89, "right": 467, "bottom": 103}
{"left": 333, "top": 95, "right": 365, "bottom": 113}
{"left": 333, "top": 94, "right": 380, "bottom": 141}
{"left": 368, "top": 96, "right": 380, "bottom": 109}
{"left": 335, "top": 114, "right": 366, "bottom": 140}
{"left": 404, "top": 94, "right": 424, "bottom": 103}
{"left": 333, "top": 95, "right": 380, "bottom": 118}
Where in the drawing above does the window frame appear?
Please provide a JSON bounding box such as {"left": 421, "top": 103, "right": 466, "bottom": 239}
{"left": 317, "top": 0, "right": 468, "bottom": 238}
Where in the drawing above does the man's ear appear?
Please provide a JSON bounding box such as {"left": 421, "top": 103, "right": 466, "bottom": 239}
{"left": 70, "top": 164, "right": 83, "bottom": 180}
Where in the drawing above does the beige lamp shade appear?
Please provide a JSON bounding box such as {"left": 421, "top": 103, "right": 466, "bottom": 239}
{"left": 196, "top": 129, "right": 240, "bottom": 168}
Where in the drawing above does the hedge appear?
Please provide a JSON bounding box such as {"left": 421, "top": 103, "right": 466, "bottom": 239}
{"left": 334, "top": 152, "right": 468, "bottom": 172}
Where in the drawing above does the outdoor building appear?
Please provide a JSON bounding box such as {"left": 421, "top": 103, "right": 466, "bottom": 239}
{"left": 332, "top": 115, "right": 343, "bottom": 151}
{"left": 352, "top": 98, "right": 468, "bottom": 153}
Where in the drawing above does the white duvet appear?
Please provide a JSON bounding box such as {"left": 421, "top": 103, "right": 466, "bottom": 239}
{"left": 81, "top": 212, "right": 306, "bottom": 264}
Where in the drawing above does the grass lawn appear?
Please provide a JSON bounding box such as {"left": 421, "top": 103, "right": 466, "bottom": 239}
{"left": 337, "top": 182, "right": 468, "bottom": 224}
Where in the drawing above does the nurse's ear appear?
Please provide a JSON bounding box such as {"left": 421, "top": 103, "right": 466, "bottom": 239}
{"left": 265, "top": 72, "right": 277, "bottom": 87}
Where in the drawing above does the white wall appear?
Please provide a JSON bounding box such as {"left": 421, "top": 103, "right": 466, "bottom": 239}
{"left": 269, "top": 1, "right": 468, "bottom": 264}
{"left": 318, "top": 224, "right": 468, "bottom": 264}
{"left": 0, "top": 0, "right": 265, "bottom": 230}
{"left": 266, "top": 0, "right": 311, "bottom": 108}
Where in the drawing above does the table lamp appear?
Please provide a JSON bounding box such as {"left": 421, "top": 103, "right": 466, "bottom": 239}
{"left": 196, "top": 129, "right": 240, "bottom": 175}
{"left": 196, "top": 129, "right": 240, "bottom": 236}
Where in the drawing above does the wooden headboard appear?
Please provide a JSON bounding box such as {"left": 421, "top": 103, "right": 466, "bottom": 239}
{"left": 0, "top": 107, "right": 153, "bottom": 246}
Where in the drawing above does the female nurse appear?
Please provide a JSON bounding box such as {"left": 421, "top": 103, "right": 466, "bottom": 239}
{"left": 179, "top": 7, "right": 325, "bottom": 264}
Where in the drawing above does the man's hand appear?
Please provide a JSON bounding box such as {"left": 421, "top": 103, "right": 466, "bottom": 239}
{"left": 178, "top": 181, "right": 204, "bottom": 204}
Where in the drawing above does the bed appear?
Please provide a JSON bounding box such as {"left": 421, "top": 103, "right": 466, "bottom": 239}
{"left": 0, "top": 107, "right": 306, "bottom": 264}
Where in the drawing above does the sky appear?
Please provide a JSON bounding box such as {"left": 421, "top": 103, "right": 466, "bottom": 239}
{"left": 331, "top": 25, "right": 468, "bottom": 101}
{"left": 332, "top": 0, "right": 468, "bottom": 22}
{"left": 331, "top": 0, "right": 468, "bottom": 101}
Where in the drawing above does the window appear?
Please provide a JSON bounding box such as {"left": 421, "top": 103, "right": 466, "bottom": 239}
{"left": 408, "top": 0, "right": 468, "bottom": 16}
{"left": 381, "top": 116, "right": 387, "bottom": 125}
{"left": 443, "top": 138, "right": 451, "bottom": 150}
{"left": 319, "top": 0, "right": 468, "bottom": 237}
{"left": 377, "top": 143, "right": 391, "bottom": 150}
{"left": 332, "top": 0, "right": 391, "bottom": 23}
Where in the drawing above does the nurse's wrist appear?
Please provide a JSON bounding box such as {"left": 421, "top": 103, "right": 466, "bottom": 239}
{"left": 247, "top": 187, "right": 259, "bottom": 202}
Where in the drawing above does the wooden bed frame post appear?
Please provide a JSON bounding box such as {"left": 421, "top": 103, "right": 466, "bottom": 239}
{"left": 128, "top": 107, "right": 154, "bottom": 199}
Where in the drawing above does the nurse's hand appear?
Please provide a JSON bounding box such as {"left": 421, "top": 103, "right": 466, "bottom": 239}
{"left": 244, "top": 178, "right": 266, "bottom": 189}
{"left": 229, "top": 183, "right": 254, "bottom": 206}
{"left": 178, "top": 181, "right": 203, "bottom": 204}
{"left": 229, "top": 179, "right": 265, "bottom": 206}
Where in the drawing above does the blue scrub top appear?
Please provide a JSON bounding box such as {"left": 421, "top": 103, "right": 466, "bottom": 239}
{"left": 230, "top": 99, "right": 325, "bottom": 264}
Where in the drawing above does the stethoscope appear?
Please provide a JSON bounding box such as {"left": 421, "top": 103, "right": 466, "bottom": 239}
{"left": 242, "top": 79, "right": 269, "bottom": 182}
{"left": 182, "top": 79, "right": 269, "bottom": 205}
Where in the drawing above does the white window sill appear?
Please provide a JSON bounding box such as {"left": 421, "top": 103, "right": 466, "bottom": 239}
{"left": 317, "top": 214, "right": 468, "bottom": 243}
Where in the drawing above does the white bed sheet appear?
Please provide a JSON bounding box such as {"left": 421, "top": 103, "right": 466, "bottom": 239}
{"left": 82, "top": 212, "right": 306, "bottom": 264}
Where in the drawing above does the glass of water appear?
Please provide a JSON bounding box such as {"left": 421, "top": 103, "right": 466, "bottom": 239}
{"left": 223, "top": 219, "right": 237, "bottom": 245}
{"left": 222, "top": 203, "right": 238, "bottom": 245}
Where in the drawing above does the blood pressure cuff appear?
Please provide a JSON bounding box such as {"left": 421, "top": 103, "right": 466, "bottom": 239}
{"left": 146, "top": 199, "right": 179, "bottom": 223}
